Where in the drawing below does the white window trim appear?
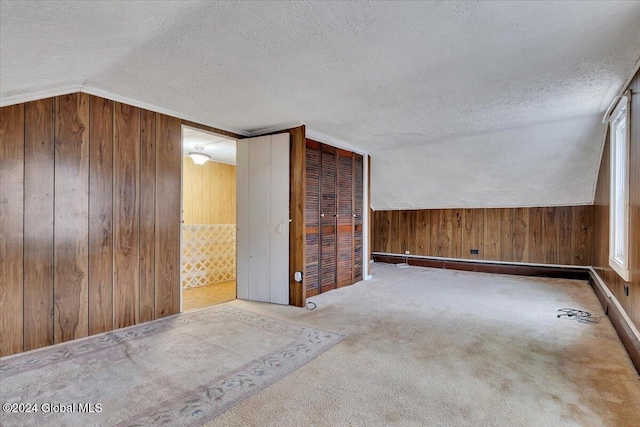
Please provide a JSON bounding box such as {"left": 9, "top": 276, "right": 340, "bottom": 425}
{"left": 608, "top": 94, "right": 630, "bottom": 282}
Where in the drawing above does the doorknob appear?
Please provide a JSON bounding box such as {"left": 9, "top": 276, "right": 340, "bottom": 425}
{"left": 276, "top": 220, "right": 286, "bottom": 234}
{"left": 321, "top": 213, "right": 325, "bottom": 217}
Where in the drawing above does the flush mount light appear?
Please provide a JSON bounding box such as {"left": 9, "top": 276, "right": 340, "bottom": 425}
{"left": 189, "top": 146, "right": 210, "bottom": 165}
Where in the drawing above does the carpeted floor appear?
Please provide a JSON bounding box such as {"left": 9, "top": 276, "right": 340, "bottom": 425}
{"left": 0, "top": 306, "right": 343, "bottom": 427}
{"left": 204, "top": 263, "right": 640, "bottom": 427}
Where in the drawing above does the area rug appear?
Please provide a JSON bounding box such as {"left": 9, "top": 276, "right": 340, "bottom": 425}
{"left": 0, "top": 305, "right": 344, "bottom": 427}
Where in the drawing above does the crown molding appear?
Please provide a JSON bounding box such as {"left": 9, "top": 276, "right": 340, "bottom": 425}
{"left": 81, "top": 86, "right": 250, "bottom": 137}
{"left": 1, "top": 86, "right": 368, "bottom": 156}
{"left": 305, "top": 129, "right": 368, "bottom": 156}
{"left": 248, "top": 122, "right": 304, "bottom": 137}
{"left": 0, "top": 85, "right": 83, "bottom": 107}
{"left": 0, "top": 84, "right": 250, "bottom": 137}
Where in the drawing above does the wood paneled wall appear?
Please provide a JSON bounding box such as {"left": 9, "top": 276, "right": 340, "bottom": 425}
{"left": 592, "top": 69, "right": 640, "bottom": 330}
{"left": 0, "top": 92, "right": 240, "bottom": 356}
{"left": 373, "top": 206, "right": 593, "bottom": 266}
{"left": 289, "top": 126, "right": 306, "bottom": 307}
{"left": 182, "top": 157, "right": 236, "bottom": 225}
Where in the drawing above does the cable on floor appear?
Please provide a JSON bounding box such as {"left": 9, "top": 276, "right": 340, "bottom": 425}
{"left": 557, "top": 308, "right": 606, "bottom": 324}
{"left": 306, "top": 301, "right": 317, "bottom": 310}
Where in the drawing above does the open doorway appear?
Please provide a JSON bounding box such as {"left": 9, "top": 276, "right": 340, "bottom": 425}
{"left": 181, "top": 126, "right": 237, "bottom": 311}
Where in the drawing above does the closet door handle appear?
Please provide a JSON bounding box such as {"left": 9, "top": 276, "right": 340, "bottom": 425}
{"left": 321, "top": 213, "right": 325, "bottom": 218}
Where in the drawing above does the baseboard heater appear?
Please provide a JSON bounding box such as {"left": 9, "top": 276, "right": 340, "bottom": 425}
{"left": 372, "top": 252, "right": 640, "bottom": 374}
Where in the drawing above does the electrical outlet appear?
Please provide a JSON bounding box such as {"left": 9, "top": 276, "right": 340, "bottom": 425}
{"left": 470, "top": 249, "right": 479, "bottom": 255}
{"left": 624, "top": 284, "right": 629, "bottom": 297}
{"left": 405, "top": 251, "right": 410, "bottom": 255}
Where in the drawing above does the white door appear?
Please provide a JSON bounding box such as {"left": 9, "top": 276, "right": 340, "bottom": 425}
{"left": 236, "top": 134, "right": 290, "bottom": 304}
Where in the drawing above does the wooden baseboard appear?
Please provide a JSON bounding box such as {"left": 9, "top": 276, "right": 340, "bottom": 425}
{"left": 372, "top": 252, "right": 640, "bottom": 374}
{"left": 372, "top": 253, "right": 590, "bottom": 280}
{"left": 589, "top": 269, "right": 640, "bottom": 374}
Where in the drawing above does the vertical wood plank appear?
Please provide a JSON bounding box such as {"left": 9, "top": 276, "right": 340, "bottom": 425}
{"left": 461, "top": 209, "right": 482, "bottom": 260}
{"left": 113, "top": 102, "right": 140, "bottom": 328}
{"left": 0, "top": 103, "right": 25, "bottom": 356}
{"left": 54, "top": 93, "right": 89, "bottom": 343}
{"left": 483, "top": 209, "right": 500, "bottom": 260}
{"left": 88, "top": 95, "right": 114, "bottom": 335}
{"left": 23, "top": 99, "right": 54, "bottom": 351}
{"left": 474, "top": 209, "right": 485, "bottom": 260}
{"left": 409, "top": 210, "right": 417, "bottom": 254}
{"left": 558, "top": 206, "right": 573, "bottom": 265}
{"left": 543, "top": 207, "right": 559, "bottom": 264}
{"left": 192, "top": 155, "right": 204, "bottom": 223}
{"left": 379, "top": 211, "right": 392, "bottom": 253}
{"left": 451, "top": 209, "right": 463, "bottom": 258}
{"left": 399, "top": 210, "right": 410, "bottom": 253}
{"left": 140, "top": 109, "right": 156, "bottom": 322}
{"left": 155, "top": 113, "right": 182, "bottom": 317}
{"left": 204, "top": 158, "right": 213, "bottom": 224}
{"left": 512, "top": 208, "right": 529, "bottom": 262}
{"left": 388, "top": 210, "right": 400, "bottom": 254}
{"left": 429, "top": 210, "right": 440, "bottom": 256}
{"left": 182, "top": 156, "right": 193, "bottom": 224}
{"left": 289, "top": 126, "right": 306, "bottom": 306}
{"left": 415, "top": 210, "right": 430, "bottom": 255}
{"left": 528, "top": 207, "right": 545, "bottom": 263}
{"left": 438, "top": 209, "right": 453, "bottom": 257}
{"left": 572, "top": 206, "right": 592, "bottom": 266}
{"left": 499, "top": 208, "right": 514, "bottom": 262}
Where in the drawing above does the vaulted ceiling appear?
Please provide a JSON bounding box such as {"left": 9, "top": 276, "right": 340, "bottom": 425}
{"left": 2, "top": 1, "right": 639, "bottom": 209}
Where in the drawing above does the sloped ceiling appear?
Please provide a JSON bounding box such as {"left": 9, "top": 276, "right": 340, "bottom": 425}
{"left": 2, "top": 1, "right": 640, "bottom": 209}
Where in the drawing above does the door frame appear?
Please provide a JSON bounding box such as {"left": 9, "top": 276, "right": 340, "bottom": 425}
{"left": 179, "top": 124, "right": 239, "bottom": 312}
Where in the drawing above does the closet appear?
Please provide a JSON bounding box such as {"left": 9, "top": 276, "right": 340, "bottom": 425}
{"left": 305, "top": 139, "right": 363, "bottom": 297}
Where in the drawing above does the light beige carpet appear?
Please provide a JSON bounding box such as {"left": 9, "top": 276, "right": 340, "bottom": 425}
{"left": 204, "top": 263, "right": 640, "bottom": 427}
{"left": 0, "top": 306, "right": 343, "bottom": 427}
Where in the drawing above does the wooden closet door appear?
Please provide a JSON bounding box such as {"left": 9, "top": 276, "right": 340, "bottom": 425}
{"left": 320, "top": 145, "right": 337, "bottom": 292}
{"left": 337, "top": 149, "right": 354, "bottom": 287}
{"left": 305, "top": 140, "right": 321, "bottom": 296}
{"left": 353, "top": 154, "right": 364, "bottom": 282}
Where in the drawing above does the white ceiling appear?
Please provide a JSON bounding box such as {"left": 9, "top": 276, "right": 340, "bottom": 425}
{"left": 2, "top": 1, "right": 640, "bottom": 209}
{"left": 183, "top": 126, "right": 236, "bottom": 165}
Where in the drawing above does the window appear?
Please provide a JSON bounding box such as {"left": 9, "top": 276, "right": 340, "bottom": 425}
{"left": 609, "top": 95, "right": 630, "bottom": 282}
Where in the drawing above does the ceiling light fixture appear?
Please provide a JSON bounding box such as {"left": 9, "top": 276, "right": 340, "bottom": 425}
{"left": 189, "top": 146, "right": 211, "bottom": 165}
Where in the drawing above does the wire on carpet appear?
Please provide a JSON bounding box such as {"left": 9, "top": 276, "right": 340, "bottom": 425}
{"left": 557, "top": 308, "right": 605, "bottom": 324}
{"left": 306, "top": 301, "right": 317, "bottom": 310}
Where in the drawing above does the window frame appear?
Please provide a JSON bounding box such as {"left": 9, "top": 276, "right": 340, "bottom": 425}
{"left": 608, "top": 94, "right": 631, "bottom": 282}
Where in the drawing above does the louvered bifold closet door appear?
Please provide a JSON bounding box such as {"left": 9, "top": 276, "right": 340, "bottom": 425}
{"left": 305, "top": 140, "right": 321, "bottom": 296}
{"left": 337, "top": 149, "right": 354, "bottom": 287}
{"left": 320, "top": 145, "right": 337, "bottom": 292}
{"left": 353, "top": 154, "right": 364, "bottom": 282}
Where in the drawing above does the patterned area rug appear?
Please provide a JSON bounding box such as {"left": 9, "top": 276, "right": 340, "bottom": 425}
{"left": 0, "top": 305, "right": 344, "bottom": 427}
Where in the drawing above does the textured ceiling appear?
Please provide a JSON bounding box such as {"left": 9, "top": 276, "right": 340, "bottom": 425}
{"left": 2, "top": 1, "right": 640, "bottom": 209}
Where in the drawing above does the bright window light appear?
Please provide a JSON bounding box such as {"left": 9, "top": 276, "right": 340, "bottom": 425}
{"left": 609, "top": 95, "right": 630, "bottom": 282}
